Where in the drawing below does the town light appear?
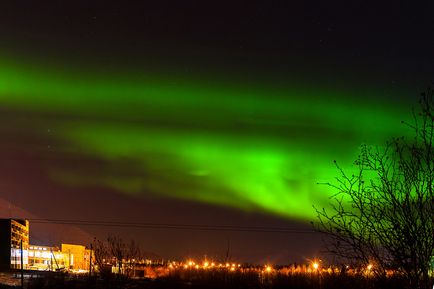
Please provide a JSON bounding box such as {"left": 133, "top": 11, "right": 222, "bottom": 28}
{"left": 265, "top": 265, "right": 272, "bottom": 272}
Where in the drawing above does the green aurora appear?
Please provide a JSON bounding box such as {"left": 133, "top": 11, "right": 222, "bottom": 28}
{"left": 0, "top": 56, "right": 413, "bottom": 221}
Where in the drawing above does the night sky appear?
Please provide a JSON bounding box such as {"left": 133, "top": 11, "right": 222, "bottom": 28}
{"left": 0, "top": 1, "right": 434, "bottom": 264}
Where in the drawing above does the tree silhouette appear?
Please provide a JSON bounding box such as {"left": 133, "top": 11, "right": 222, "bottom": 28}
{"left": 315, "top": 88, "right": 434, "bottom": 289}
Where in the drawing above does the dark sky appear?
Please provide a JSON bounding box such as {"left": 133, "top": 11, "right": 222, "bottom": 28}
{"left": 0, "top": 1, "right": 433, "bottom": 264}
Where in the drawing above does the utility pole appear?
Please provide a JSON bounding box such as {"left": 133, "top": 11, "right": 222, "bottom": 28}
{"left": 68, "top": 249, "right": 71, "bottom": 270}
{"left": 50, "top": 248, "right": 59, "bottom": 270}
{"left": 89, "top": 243, "right": 92, "bottom": 278}
{"left": 20, "top": 240, "right": 24, "bottom": 289}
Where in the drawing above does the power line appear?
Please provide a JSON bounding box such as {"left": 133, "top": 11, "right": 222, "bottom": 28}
{"left": 29, "top": 218, "right": 316, "bottom": 234}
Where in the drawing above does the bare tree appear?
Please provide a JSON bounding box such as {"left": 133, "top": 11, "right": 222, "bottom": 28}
{"left": 315, "top": 88, "right": 434, "bottom": 289}
{"left": 92, "top": 235, "right": 142, "bottom": 285}
{"left": 92, "top": 238, "right": 112, "bottom": 279}
{"left": 124, "top": 239, "right": 141, "bottom": 277}
{"left": 106, "top": 235, "right": 141, "bottom": 278}
{"left": 107, "top": 235, "right": 126, "bottom": 276}
{"left": 93, "top": 238, "right": 111, "bottom": 274}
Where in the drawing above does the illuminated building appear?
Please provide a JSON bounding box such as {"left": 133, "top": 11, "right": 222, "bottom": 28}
{"left": 0, "top": 219, "right": 92, "bottom": 272}
{"left": 61, "top": 244, "right": 92, "bottom": 271}
{"left": 28, "top": 245, "right": 67, "bottom": 271}
{"left": 28, "top": 244, "right": 92, "bottom": 272}
{"left": 0, "top": 219, "right": 29, "bottom": 270}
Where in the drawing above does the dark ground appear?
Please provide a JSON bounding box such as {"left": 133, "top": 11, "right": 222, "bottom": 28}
{"left": 1, "top": 271, "right": 423, "bottom": 289}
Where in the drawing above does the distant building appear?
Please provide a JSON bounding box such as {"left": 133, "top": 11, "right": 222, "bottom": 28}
{"left": 28, "top": 245, "right": 67, "bottom": 271}
{"left": 28, "top": 244, "right": 93, "bottom": 272}
{"left": 0, "top": 218, "right": 92, "bottom": 272}
{"left": 61, "top": 243, "right": 92, "bottom": 271}
{"left": 0, "top": 219, "right": 29, "bottom": 270}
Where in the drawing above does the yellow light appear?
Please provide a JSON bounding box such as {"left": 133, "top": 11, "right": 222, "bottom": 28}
{"left": 367, "top": 264, "right": 373, "bottom": 270}
{"left": 203, "top": 261, "right": 209, "bottom": 267}
{"left": 225, "top": 263, "right": 230, "bottom": 267}
{"left": 265, "top": 265, "right": 272, "bottom": 272}
{"left": 184, "top": 264, "right": 188, "bottom": 269}
{"left": 230, "top": 267, "right": 235, "bottom": 271}
{"left": 195, "top": 265, "right": 199, "bottom": 269}
{"left": 211, "top": 262, "right": 215, "bottom": 267}
{"left": 188, "top": 261, "right": 194, "bottom": 266}
{"left": 313, "top": 262, "right": 319, "bottom": 270}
